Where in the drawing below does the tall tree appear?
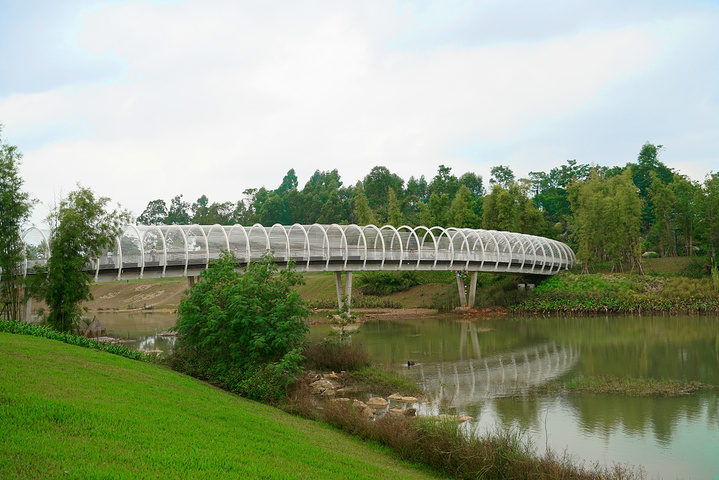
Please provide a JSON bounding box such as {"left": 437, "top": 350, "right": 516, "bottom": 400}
{"left": 0, "top": 127, "right": 34, "bottom": 321}
{"left": 166, "top": 195, "right": 191, "bottom": 225}
{"left": 137, "top": 199, "right": 168, "bottom": 225}
{"left": 363, "top": 166, "right": 403, "bottom": 221}
{"left": 352, "top": 182, "right": 376, "bottom": 225}
{"left": 647, "top": 172, "right": 676, "bottom": 256}
{"left": 489, "top": 165, "right": 515, "bottom": 188}
{"left": 429, "top": 165, "right": 459, "bottom": 204}
{"left": 447, "top": 185, "right": 480, "bottom": 228}
{"left": 670, "top": 174, "right": 699, "bottom": 256}
{"left": 387, "top": 188, "right": 404, "bottom": 227}
{"left": 568, "top": 168, "right": 642, "bottom": 272}
{"left": 31, "top": 187, "right": 129, "bottom": 332}
{"left": 482, "top": 181, "right": 548, "bottom": 235}
{"left": 276, "top": 168, "right": 298, "bottom": 195}
{"left": 699, "top": 173, "right": 719, "bottom": 263}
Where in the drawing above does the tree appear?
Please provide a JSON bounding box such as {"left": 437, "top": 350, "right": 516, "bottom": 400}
{"left": 137, "top": 199, "right": 168, "bottom": 225}
{"left": 172, "top": 251, "right": 308, "bottom": 402}
{"left": 647, "top": 172, "right": 676, "bottom": 256}
{"left": 458, "top": 172, "right": 484, "bottom": 199}
{"left": 387, "top": 188, "right": 404, "bottom": 227}
{"left": 482, "top": 181, "right": 548, "bottom": 235}
{"left": 429, "top": 165, "right": 459, "bottom": 203}
{"left": 318, "top": 189, "right": 344, "bottom": 224}
{"left": 489, "top": 165, "right": 515, "bottom": 188}
{"left": 352, "top": 182, "right": 377, "bottom": 225}
{"left": 447, "top": 185, "right": 480, "bottom": 228}
{"left": 0, "top": 127, "right": 34, "bottom": 321}
{"left": 363, "top": 166, "right": 403, "bottom": 221}
{"left": 166, "top": 195, "right": 191, "bottom": 225}
{"left": 276, "top": 168, "right": 298, "bottom": 195}
{"left": 670, "top": 174, "right": 699, "bottom": 256}
{"left": 699, "top": 173, "right": 719, "bottom": 264}
{"left": 568, "top": 168, "right": 642, "bottom": 272}
{"left": 31, "top": 186, "right": 129, "bottom": 332}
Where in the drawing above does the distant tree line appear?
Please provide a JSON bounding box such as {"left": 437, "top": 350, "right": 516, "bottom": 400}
{"left": 132, "top": 143, "right": 717, "bottom": 272}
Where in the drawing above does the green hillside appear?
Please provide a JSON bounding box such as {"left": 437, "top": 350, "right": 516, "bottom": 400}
{"left": 0, "top": 333, "right": 444, "bottom": 479}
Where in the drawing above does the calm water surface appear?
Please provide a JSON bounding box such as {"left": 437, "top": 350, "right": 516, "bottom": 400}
{"left": 312, "top": 314, "right": 719, "bottom": 479}
{"left": 101, "top": 311, "right": 719, "bottom": 479}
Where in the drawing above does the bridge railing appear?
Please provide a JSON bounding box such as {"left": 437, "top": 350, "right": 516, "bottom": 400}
{"left": 20, "top": 223, "right": 575, "bottom": 279}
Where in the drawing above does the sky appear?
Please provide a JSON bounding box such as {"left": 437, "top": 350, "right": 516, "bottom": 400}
{"left": 2, "top": 0, "right": 719, "bottom": 225}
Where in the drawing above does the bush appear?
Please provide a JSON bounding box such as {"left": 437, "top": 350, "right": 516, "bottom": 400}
{"left": 169, "top": 251, "right": 309, "bottom": 403}
{"left": 0, "top": 319, "right": 149, "bottom": 362}
{"left": 680, "top": 257, "right": 711, "bottom": 278}
{"left": 304, "top": 338, "right": 371, "bottom": 372}
{"left": 355, "top": 271, "right": 420, "bottom": 296}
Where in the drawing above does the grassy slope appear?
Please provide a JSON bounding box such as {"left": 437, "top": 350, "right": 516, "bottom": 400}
{"left": 70, "top": 273, "right": 451, "bottom": 313}
{"left": 0, "top": 333, "right": 444, "bottom": 480}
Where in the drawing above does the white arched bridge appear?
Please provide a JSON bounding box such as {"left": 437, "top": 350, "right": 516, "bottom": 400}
{"left": 21, "top": 223, "right": 575, "bottom": 310}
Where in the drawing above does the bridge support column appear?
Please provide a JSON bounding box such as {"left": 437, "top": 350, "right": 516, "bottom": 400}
{"left": 334, "top": 271, "right": 353, "bottom": 313}
{"left": 468, "top": 271, "right": 478, "bottom": 307}
{"left": 456, "top": 272, "right": 478, "bottom": 308}
{"left": 188, "top": 276, "right": 196, "bottom": 289}
{"left": 23, "top": 296, "right": 32, "bottom": 323}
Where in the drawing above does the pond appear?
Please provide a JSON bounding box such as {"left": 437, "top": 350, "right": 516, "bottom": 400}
{"left": 98, "top": 311, "right": 719, "bottom": 478}
{"left": 310, "top": 314, "right": 719, "bottom": 479}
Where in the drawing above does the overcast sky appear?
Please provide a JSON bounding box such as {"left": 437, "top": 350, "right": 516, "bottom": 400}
{"left": 2, "top": 0, "right": 718, "bottom": 224}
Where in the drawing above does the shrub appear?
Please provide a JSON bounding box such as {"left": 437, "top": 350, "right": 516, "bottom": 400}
{"left": 169, "top": 251, "right": 309, "bottom": 403}
{"left": 355, "top": 271, "right": 420, "bottom": 296}
{"left": 304, "top": 338, "right": 371, "bottom": 372}
{"left": 0, "top": 319, "right": 149, "bottom": 362}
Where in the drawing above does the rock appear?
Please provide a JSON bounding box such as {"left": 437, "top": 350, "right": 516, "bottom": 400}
{"left": 388, "top": 393, "right": 418, "bottom": 403}
{"left": 333, "top": 397, "right": 351, "bottom": 404}
{"left": 458, "top": 416, "right": 472, "bottom": 423}
{"left": 404, "top": 407, "right": 417, "bottom": 417}
{"left": 352, "top": 399, "right": 375, "bottom": 418}
{"left": 387, "top": 408, "right": 406, "bottom": 417}
{"left": 145, "top": 349, "right": 163, "bottom": 354}
{"left": 327, "top": 372, "right": 339, "bottom": 379}
{"left": 366, "top": 396, "right": 388, "bottom": 409}
{"left": 310, "top": 378, "right": 338, "bottom": 396}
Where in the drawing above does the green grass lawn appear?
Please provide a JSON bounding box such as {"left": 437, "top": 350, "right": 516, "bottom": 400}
{"left": 0, "top": 333, "right": 444, "bottom": 480}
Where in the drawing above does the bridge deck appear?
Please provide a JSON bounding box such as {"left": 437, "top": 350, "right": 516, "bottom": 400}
{"left": 21, "top": 223, "right": 576, "bottom": 282}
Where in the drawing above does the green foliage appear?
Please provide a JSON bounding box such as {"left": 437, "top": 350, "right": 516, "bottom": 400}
{"left": 346, "top": 365, "right": 422, "bottom": 396}
{"left": 171, "top": 251, "right": 309, "bottom": 402}
{"left": 568, "top": 168, "right": 642, "bottom": 272}
{"left": 513, "top": 272, "right": 719, "bottom": 314}
{"left": 0, "top": 127, "right": 34, "bottom": 321}
{"left": 28, "top": 186, "right": 129, "bottom": 332}
{"left": 679, "top": 257, "right": 710, "bottom": 278}
{"left": 304, "top": 339, "right": 371, "bottom": 372}
{"left": 355, "top": 271, "right": 420, "bottom": 296}
{"left": 0, "top": 318, "right": 150, "bottom": 361}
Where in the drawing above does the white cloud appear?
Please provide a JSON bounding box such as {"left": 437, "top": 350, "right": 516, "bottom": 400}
{"left": 1, "top": 0, "right": 718, "bottom": 223}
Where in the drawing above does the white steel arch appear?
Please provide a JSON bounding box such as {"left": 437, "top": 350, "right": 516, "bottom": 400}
{"left": 20, "top": 224, "right": 576, "bottom": 280}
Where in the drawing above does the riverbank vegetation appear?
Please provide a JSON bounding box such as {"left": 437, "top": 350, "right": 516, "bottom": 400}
{"left": 169, "top": 251, "right": 308, "bottom": 403}
{"left": 559, "top": 375, "right": 715, "bottom": 397}
{"left": 512, "top": 271, "right": 719, "bottom": 314}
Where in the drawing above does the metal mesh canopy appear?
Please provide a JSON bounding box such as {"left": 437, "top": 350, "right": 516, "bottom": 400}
{"left": 21, "top": 224, "right": 576, "bottom": 281}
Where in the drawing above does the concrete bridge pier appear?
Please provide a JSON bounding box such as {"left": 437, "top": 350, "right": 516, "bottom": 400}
{"left": 456, "top": 271, "right": 478, "bottom": 308}
{"left": 23, "top": 296, "right": 32, "bottom": 322}
{"left": 333, "top": 271, "right": 353, "bottom": 313}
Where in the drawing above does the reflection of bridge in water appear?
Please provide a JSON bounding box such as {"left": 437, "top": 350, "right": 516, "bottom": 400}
{"left": 19, "top": 223, "right": 575, "bottom": 315}
{"left": 409, "top": 325, "right": 580, "bottom": 402}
